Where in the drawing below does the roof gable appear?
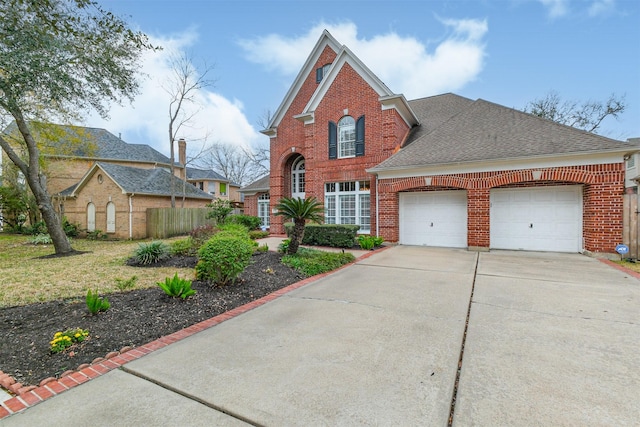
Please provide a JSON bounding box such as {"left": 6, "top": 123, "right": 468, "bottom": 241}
{"left": 294, "top": 45, "right": 419, "bottom": 127}
{"left": 60, "top": 163, "right": 212, "bottom": 199}
{"left": 262, "top": 30, "right": 341, "bottom": 136}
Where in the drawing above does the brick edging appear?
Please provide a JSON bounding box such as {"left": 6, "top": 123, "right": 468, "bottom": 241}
{"left": 598, "top": 258, "right": 640, "bottom": 280}
{"left": 0, "top": 247, "right": 384, "bottom": 419}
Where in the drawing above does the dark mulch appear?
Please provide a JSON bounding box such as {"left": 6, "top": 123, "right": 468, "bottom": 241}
{"left": 0, "top": 251, "right": 305, "bottom": 388}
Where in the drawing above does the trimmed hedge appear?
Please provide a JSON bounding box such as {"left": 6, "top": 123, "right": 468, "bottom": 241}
{"left": 284, "top": 223, "right": 359, "bottom": 248}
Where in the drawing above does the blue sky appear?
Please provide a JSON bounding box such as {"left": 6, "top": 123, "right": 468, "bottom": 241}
{"left": 93, "top": 0, "right": 640, "bottom": 157}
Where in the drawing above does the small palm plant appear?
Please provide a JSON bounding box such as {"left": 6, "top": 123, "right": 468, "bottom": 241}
{"left": 275, "top": 196, "right": 324, "bottom": 255}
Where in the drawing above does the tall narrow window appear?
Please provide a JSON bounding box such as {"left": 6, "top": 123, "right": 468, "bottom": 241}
{"left": 291, "top": 157, "right": 305, "bottom": 199}
{"left": 258, "top": 193, "right": 270, "bottom": 228}
{"left": 106, "top": 201, "right": 116, "bottom": 233}
{"left": 220, "top": 182, "right": 227, "bottom": 196}
{"left": 87, "top": 202, "right": 96, "bottom": 232}
{"left": 338, "top": 116, "right": 356, "bottom": 158}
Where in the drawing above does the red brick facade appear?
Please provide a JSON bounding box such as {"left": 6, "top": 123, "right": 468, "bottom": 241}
{"left": 377, "top": 164, "right": 624, "bottom": 253}
{"left": 244, "top": 34, "right": 627, "bottom": 254}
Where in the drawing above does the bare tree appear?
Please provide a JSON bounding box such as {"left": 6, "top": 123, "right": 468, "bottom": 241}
{"left": 164, "top": 53, "right": 216, "bottom": 207}
{"left": 196, "top": 143, "right": 267, "bottom": 187}
{"left": 525, "top": 91, "right": 626, "bottom": 134}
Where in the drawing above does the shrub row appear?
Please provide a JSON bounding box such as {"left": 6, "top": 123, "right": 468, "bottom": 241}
{"left": 284, "top": 223, "right": 360, "bottom": 248}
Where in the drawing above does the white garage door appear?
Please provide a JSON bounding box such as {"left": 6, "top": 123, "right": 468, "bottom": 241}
{"left": 399, "top": 191, "right": 467, "bottom": 247}
{"left": 490, "top": 186, "right": 582, "bottom": 252}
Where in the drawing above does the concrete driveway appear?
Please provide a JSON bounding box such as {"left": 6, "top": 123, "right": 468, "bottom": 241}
{"left": 2, "top": 247, "right": 638, "bottom": 426}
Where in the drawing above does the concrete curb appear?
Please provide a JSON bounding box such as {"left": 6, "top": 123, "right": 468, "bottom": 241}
{"left": 0, "top": 247, "right": 387, "bottom": 420}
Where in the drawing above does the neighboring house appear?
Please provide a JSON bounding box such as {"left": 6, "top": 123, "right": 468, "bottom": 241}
{"left": 57, "top": 162, "right": 212, "bottom": 239}
{"left": 1, "top": 123, "right": 238, "bottom": 239}
{"left": 239, "top": 174, "right": 270, "bottom": 228}
{"left": 186, "top": 167, "right": 242, "bottom": 203}
{"left": 242, "top": 30, "right": 638, "bottom": 255}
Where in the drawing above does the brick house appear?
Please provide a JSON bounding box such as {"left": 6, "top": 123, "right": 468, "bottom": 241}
{"left": 242, "top": 30, "right": 638, "bottom": 254}
{"left": 1, "top": 123, "right": 239, "bottom": 239}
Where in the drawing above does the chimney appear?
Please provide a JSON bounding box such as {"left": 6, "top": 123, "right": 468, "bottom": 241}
{"left": 178, "top": 138, "right": 187, "bottom": 180}
{"left": 178, "top": 138, "right": 186, "bottom": 166}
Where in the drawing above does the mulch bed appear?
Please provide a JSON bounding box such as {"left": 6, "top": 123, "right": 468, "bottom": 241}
{"left": 0, "top": 251, "right": 305, "bottom": 388}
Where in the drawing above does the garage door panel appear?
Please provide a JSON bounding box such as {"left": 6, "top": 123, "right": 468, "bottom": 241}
{"left": 400, "top": 191, "right": 467, "bottom": 248}
{"left": 490, "top": 186, "right": 582, "bottom": 252}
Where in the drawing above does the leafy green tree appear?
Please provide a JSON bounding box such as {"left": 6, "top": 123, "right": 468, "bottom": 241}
{"left": 206, "top": 199, "right": 234, "bottom": 225}
{"left": 525, "top": 91, "right": 626, "bottom": 134}
{"left": 0, "top": 0, "right": 154, "bottom": 254}
{"left": 275, "top": 196, "right": 324, "bottom": 255}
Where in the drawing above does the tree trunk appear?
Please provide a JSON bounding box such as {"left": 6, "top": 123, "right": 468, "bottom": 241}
{"left": 288, "top": 219, "right": 306, "bottom": 255}
{"left": 8, "top": 115, "right": 74, "bottom": 255}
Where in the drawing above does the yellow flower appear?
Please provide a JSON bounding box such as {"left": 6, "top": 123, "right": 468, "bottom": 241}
{"left": 54, "top": 332, "right": 62, "bottom": 337}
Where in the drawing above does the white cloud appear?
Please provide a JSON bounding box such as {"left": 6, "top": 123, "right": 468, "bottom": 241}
{"left": 588, "top": 0, "right": 615, "bottom": 17}
{"left": 85, "top": 30, "right": 263, "bottom": 157}
{"left": 238, "top": 19, "right": 488, "bottom": 100}
{"left": 538, "top": 0, "right": 570, "bottom": 18}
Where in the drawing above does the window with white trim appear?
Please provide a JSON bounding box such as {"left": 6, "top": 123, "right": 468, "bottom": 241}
{"left": 291, "top": 157, "right": 305, "bottom": 199}
{"left": 324, "top": 180, "right": 370, "bottom": 233}
{"left": 338, "top": 116, "right": 356, "bottom": 158}
{"left": 258, "top": 193, "right": 270, "bottom": 228}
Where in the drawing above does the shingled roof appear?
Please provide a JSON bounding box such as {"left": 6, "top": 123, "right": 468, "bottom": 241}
{"left": 3, "top": 122, "right": 171, "bottom": 164}
{"left": 371, "top": 98, "right": 637, "bottom": 172}
{"left": 60, "top": 162, "right": 212, "bottom": 199}
{"left": 239, "top": 174, "right": 270, "bottom": 193}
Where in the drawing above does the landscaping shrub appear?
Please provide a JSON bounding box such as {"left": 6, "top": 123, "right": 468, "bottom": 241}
{"left": 24, "top": 220, "right": 47, "bottom": 235}
{"left": 170, "top": 237, "right": 195, "bottom": 256}
{"left": 249, "top": 230, "right": 270, "bottom": 240}
{"left": 226, "top": 214, "right": 262, "bottom": 230}
{"left": 257, "top": 243, "right": 269, "bottom": 252}
{"left": 218, "top": 222, "right": 250, "bottom": 237}
{"left": 284, "top": 223, "right": 360, "bottom": 248}
{"left": 357, "top": 235, "right": 384, "bottom": 250}
{"left": 63, "top": 217, "right": 80, "bottom": 237}
{"left": 114, "top": 275, "right": 138, "bottom": 291}
{"left": 189, "top": 224, "right": 218, "bottom": 251}
{"left": 28, "top": 233, "right": 52, "bottom": 245}
{"left": 86, "top": 229, "right": 107, "bottom": 240}
{"left": 195, "top": 233, "right": 255, "bottom": 285}
{"left": 86, "top": 289, "right": 110, "bottom": 314}
{"left": 206, "top": 199, "right": 233, "bottom": 225}
{"left": 281, "top": 248, "right": 355, "bottom": 276}
{"left": 133, "top": 241, "right": 170, "bottom": 265}
{"left": 157, "top": 273, "right": 196, "bottom": 299}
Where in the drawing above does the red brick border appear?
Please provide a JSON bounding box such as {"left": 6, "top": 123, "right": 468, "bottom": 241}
{"left": 599, "top": 259, "right": 640, "bottom": 280}
{"left": 0, "top": 247, "right": 387, "bottom": 419}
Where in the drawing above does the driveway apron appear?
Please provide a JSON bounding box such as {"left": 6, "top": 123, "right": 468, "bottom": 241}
{"left": 453, "top": 251, "right": 640, "bottom": 426}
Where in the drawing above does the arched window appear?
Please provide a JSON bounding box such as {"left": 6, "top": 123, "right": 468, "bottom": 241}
{"left": 291, "top": 157, "right": 305, "bottom": 199}
{"left": 87, "top": 202, "right": 96, "bottom": 232}
{"left": 338, "top": 116, "right": 356, "bottom": 158}
{"left": 106, "top": 201, "right": 116, "bottom": 233}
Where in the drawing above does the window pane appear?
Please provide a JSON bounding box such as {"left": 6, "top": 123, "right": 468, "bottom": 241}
{"left": 325, "top": 195, "right": 336, "bottom": 224}
{"left": 339, "top": 194, "right": 356, "bottom": 224}
{"left": 338, "top": 116, "right": 355, "bottom": 158}
{"left": 359, "top": 194, "right": 370, "bottom": 232}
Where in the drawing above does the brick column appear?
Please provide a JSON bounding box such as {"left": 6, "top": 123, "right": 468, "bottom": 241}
{"left": 467, "top": 188, "right": 490, "bottom": 250}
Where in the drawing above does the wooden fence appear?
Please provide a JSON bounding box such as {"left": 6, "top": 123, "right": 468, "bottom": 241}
{"left": 622, "top": 191, "right": 639, "bottom": 259}
{"left": 146, "top": 208, "right": 214, "bottom": 239}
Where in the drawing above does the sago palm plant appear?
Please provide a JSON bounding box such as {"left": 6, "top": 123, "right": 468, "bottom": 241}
{"left": 275, "top": 196, "right": 324, "bottom": 254}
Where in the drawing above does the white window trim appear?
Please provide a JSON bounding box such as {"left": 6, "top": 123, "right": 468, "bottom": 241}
{"left": 258, "top": 193, "right": 270, "bottom": 229}
{"left": 325, "top": 180, "right": 370, "bottom": 233}
{"left": 338, "top": 116, "right": 356, "bottom": 159}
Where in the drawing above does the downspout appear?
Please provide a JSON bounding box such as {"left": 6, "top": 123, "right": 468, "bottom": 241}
{"left": 129, "top": 194, "right": 134, "bottom": 239}
{"left": 375, "top": 175, "right": 380, "bottom": 237}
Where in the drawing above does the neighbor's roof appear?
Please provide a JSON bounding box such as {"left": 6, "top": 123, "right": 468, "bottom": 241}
{"left": 186, "top": 167, "right": 228, "bottom": 181}
{"left": 371, "top": 98, "right": 639, "bottom": 172}
{"left": 3, "top": 122, "right": 171, "bottom": 165}
{"left": 239, "top": 174, "right": 270, "bottom": 193}
{"left": 59, "top": 162, "right": 213, "bottom": 199}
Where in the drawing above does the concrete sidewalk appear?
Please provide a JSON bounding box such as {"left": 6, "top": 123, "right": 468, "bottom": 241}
{"left": 2, "top": 247, "right": 639, "bottom": 425}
